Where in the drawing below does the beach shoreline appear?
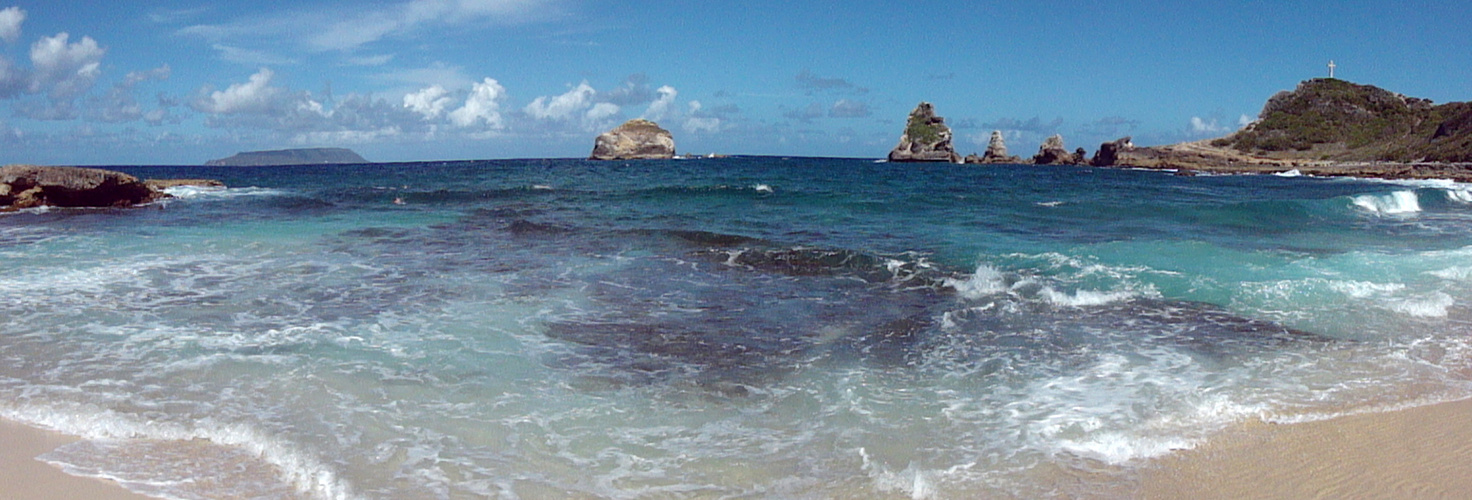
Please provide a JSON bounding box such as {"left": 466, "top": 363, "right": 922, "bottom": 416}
{"left": 0, "top": 418, "right": 155, "bottom": 500}
{"left": 1138, "top": 397, "right": 1472, "bottom": 499}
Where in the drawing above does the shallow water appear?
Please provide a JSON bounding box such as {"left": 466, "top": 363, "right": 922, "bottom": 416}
{"left": 3, "top": 158, "right": 1472, "bottom": 498}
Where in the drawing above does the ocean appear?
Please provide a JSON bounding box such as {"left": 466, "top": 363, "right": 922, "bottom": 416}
{"left": 3, "top": 157, "right": 1471, "bottom": 499}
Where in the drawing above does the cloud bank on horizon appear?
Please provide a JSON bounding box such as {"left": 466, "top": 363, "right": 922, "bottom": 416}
{"left": 0, "top": 0, "right": 1468, "bottom": 164}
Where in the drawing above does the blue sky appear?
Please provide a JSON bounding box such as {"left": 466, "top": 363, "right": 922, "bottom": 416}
{"left": 0, "top": 0, "right": 1468, "bottom": 165}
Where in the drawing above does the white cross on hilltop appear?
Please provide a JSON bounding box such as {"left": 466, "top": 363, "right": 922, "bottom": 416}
{"left": 1328, "top": 60, "right": 1336, "bottom": 79}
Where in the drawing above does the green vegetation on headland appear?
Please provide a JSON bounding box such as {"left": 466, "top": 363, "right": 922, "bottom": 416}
{"left": 1211, "top": 78, "right": 1472, "bottom": 163}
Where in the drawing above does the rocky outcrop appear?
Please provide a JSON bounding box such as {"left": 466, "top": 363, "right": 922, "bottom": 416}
{"left": 1, "top": 165, "right": 161, "bottom": 209}
{"left": 1, "top": 165, "right": 225, "bottom": 210}
{"left": 1032, "top": 134, "right": 1084, "bottom": 165}
{"left": 1091, "top": 137, "right": 1135, "bottom": 166}
{"left": 206, "top": 148, "right": 367, "bottom": 166}
{"left": 589, "top": 119, "right": 676, "bottom": 160}
{"left": 888, "top": 102, "right": 961, "bottom": 163}
{"left": 965, "top": 130, "right": 1023, "bottom": 164}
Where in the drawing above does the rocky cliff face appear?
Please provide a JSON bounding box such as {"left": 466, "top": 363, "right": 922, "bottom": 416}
{"left": 1032, "top": 134, "right": 1084, "bottom": 165}
{"left": 589, "top": 119, "right": 676, "bottom": 160}
{"left": 206, "top": 148, "right": 367, "bottom": 166}
{"left": 888, "top": 102, "right": 961, "bottom": 163}
{"left": 1091, "top": 137, "right": 1134, "bottom": 166}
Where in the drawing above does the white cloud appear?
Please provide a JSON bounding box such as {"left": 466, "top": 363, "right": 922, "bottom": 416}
{"left": 1189, "top": 116, "right": 1227, "bottom": 135}
{"left": 448, "top": 77, "right": 507, "bottom": 128}
{"left": 212, "top": 44, "right": 298, "bottom": 66}
{"left": 345, "top": 54, "right": 395, "bottom": 66}
{"left": 29, "top": 32, "right": 105, "bottom": 100}
{"left": 404, "top": 84, "right": 452, "bottom": 119}
{"left": 586, "top": 102, "right": 620, "bottom": 122}
{"left": 0, "top": 7, "right": 24, "bottom": 43}
{"left": 192, "top": 68, "right": 282, "bottom": 114}
{"left": 184, "top": 0, "right": 562, "bottom": 53}
{"left": 524, "top": 81, "right": 595, "bottom": 121}
{"left": 1238, "top": 114, "right": 1255, "bottom": 127}
{"left": 640, "top": 85, "right": 676, "bottom": 121}
{"left": 683, "top": 101, "right": 721, "bottom": 133}
{"left": 292, "top": 126, "right": 402, "bottom": 145}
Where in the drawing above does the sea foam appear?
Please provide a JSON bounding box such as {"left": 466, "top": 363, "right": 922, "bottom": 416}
{"left": 1351, "top": 191, "right": 1421, "bottom": 215}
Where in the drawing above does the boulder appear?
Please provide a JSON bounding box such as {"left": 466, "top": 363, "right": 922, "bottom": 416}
{"left": 0, "top": 165, "right": 161, "bottom": 209}
{"left": 1091, "top": 136, "right": 1135, "bottom": 166}
{"left": 1032, "top": 134, "right": 1083, "bottom": 165}
{"left": 590, "top": 119, "right": 676, "bottom": 160}
{"left": 888, "top": 102, "right": 961, "bottom": 163}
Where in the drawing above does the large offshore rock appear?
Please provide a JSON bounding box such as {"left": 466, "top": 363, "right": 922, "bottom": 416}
{"left": 888, "top": 102, "right": 961, "bottom": 163}
{"left": 589, "top": 119, "right": 676, "bottom": 160}
{"left": 1032, "top": 134, "right": 1083, "bottom": 165}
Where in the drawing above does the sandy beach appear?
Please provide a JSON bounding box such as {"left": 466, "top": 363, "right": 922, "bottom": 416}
{"left": 1140, "top": 397, "right": 1472, "bottom": 499}
{"left": 0, "top": 419, "right": 153, "bottom": 500}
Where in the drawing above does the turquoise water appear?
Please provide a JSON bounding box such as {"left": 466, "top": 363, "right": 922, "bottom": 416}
{"left": 3, "top": 158, "right": 1472, "bottom": 498}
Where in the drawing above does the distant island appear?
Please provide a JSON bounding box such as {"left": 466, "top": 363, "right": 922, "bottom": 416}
{"left": 205, "top": 148, "right": 368, "bottom": 167}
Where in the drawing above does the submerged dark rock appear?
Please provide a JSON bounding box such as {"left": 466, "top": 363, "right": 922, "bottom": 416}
{"left": 589, "top": 119, "right": 676, "bottom": 160}
{"left": 889, "top": 102, "right": 962, "bottom": 163}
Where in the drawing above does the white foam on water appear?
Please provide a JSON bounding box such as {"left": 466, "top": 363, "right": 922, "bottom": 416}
{"left": 1, "top": 403, "right": 359, "bottom": 500}
{"left": 1384, "top": 292, "right": 1455, "bottom": 318}
{"left": 1430, "top": 266, "right": 1472, "bottom": 281}
{"left": 942, "top": 264, "right": 1009, "bottom": 299}
{"left": 752, "top": 184, "right": 774, "bottom": 194}
{"left": 1038, "top": 287, "right": 1137, "bottom": 307}
{"left": 162, "top": 185, "right": 286, "bottom": 200}
{"left": 1327, "top": 280, "right": 1407, "bottom": 299}
{"left": 1351, "top": 190, "right": 1421, "bottom": 216}
{"left": 1274, "top": 169, "right": 1303, "bottom": 177}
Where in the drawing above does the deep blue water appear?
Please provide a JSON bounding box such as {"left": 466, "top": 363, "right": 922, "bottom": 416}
{"left": 3, "top": 158, "right": 1472, "bottom": 498}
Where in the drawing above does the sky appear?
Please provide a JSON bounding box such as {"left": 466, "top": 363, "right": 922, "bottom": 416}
{"left": 0, "top": 0, "right": 1468, "bottom": 165}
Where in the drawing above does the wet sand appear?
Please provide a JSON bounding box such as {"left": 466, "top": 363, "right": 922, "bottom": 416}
{"left": 0, "top": 419, "right": 153, "bottom": 500}
{"left": 1140, "top": 398, "right": 1472, "bottom": 499}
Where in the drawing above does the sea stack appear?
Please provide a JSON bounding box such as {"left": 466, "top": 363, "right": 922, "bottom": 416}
{"left": 966, "top": 130, "right": 1023, "bottom": 164}
{"left": 589, "top": 119, "right": 676, "bottom": 160}
{"left": 1032, "top": 134, "right": 1084, "bottom": 165}
{"left": 0, "top": 165, "right": 220, "bottom": 210}
{"left": 888, "top": 102, "right": 961, "bottom": 163}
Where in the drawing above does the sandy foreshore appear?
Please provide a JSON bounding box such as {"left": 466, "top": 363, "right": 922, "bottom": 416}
{"left": 1139, "top": 397, "right": 1472, "bottom": 499}
{"left": 6, "top": 397, "right": 1472, "bottom": 499}
{"left": 0, "top": 419, "right": 154, "bottom": 500}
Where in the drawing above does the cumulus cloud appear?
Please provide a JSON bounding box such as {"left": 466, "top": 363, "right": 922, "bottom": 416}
{"left": 524, "top": 81, "right": 595, "bottom": 121}
{"left": 586, "top": 102, "right": 620, "bottom": 123}
{"left": 0, "top": 56, "right": 23, "bottom": 98}
{"left": 1189, "top": 116, "right": 1227, "bottom": 135}
{"left": 828, "top": 99, "right": 870, "bottom": 118}
{"left": 0, "top": 6, "right": 23, "bottom": 43}
{"left": 191, "top": 68, "right": 283, "bottom": 114}
{"left": 683, "top": 101, "right": 720, "bottom": 134}
{"left": 29, "top": 32, "right": 105, "bottom": 101}
{"left": 601, "top": 74, "right": 656, "bottom": 106}
{"left": 87, "top": 65, "right": 171, "bottom": 123}
{"left": 640, "top": 85, "right": 676, "bottom": 121}
{"left": 403, "top": 84, "right": 452, "bottom": 119}
{"left": 448, "top": 77, "right": 507, "bottom": 128}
